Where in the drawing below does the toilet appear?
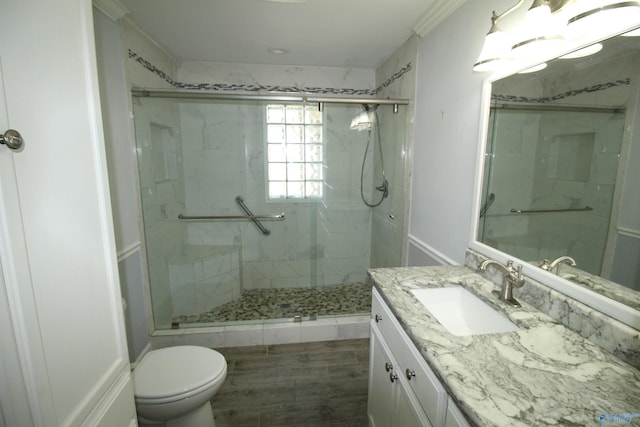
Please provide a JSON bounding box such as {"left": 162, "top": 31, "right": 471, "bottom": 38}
{"left": 133, "top": 345, "right": 227, "bottom": 427}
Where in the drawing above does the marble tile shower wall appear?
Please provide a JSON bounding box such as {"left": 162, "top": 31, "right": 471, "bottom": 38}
{"left": 370, "top": 35, "right": 417, "bottom": 268}
{"left": 178, "top": 101, "right": 374, "bottom": 290}
{"left": 168, "top": 245, "right": 241, "bottom": 317}
{"left": 480, "top": 110, "right": 539, "bottom": 243}
{"left": 485, "top": 53, "right": 633, "bottom": 275}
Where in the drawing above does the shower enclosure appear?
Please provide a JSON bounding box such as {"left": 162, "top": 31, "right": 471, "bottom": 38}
{"left": 479, "top": 103, "right": 625, "bottom": 276}
{"left": 131, "top": 93, "right": 407, "bottom": 329}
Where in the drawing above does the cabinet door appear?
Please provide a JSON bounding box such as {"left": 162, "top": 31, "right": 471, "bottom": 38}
{"left": 368, "top": 324, "right": 395, "bottom": 427}
{"left": 396, "top": 377, "right": 433, "bottom": 427}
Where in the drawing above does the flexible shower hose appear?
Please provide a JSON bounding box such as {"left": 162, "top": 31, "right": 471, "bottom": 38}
{"left": 360, "top": 109, "right": 388, "bottom": 208}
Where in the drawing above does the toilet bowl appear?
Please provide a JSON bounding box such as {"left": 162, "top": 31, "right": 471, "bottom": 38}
{"left": 133, "top": 345, "right": 227, "bottom": 427}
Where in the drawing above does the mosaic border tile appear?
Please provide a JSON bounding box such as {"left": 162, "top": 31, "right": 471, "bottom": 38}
{"left": 128, "top": 49, "right": 412, "bottom": 96}
{"left": 492, "top": 77, "right": 631, "bottom": 104}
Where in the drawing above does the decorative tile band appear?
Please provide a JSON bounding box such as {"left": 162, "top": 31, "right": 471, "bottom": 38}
{"left": 128, "top": 49, "right": 411, "bottom": 96}
{"left": 492, "top": 78, "right": 631, "bottom": 103}
{"left": 375, "top": 62, "right": 413, "bottom": 94}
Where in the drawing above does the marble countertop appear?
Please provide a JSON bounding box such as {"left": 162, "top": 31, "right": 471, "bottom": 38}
{"left": 368, "top": 265, "right": 640, "bottom": 427}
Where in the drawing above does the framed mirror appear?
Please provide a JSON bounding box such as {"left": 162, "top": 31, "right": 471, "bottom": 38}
{"left": 471, "top": 25, "right": 640, "bottom": 330}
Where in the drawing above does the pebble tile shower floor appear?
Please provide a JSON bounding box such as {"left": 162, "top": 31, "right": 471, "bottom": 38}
{"left": 174, "top": 282, "right": 372, "bottom": 324}
{"left": 210, "top": 339, "right": 370, "bottom": 426}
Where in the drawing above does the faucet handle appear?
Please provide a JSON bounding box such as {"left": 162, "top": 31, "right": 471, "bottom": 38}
{"left": 509, "top": 264, "right": 525, "bottom": 288}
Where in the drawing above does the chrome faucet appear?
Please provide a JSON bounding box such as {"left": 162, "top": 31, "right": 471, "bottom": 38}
{"left": 479, "top": 259, "right": 525, "bottom": 307}
{"left": 540, "top": 256, "right": 576, "bottom": 273}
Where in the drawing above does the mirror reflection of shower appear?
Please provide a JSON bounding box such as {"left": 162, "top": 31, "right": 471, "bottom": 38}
{"left": 351, "top": 104, "right": 389, "bottom": 207}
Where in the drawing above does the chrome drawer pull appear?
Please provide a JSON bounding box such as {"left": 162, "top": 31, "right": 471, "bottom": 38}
{"left": 375, "top": 314, "right": 382, "bottom": 323}
{"left": 406, "top": 369, "right": 416, "bottom": 380}
{"left": 389, "top": 372, "right": 398, "bottom": 383}
{"left": 385, "top": 362, "right": 393, "bottom": 372}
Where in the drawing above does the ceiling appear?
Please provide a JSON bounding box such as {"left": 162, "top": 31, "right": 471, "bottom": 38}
{"left": 117, "top": 0, "right": 438, "bottom": 68}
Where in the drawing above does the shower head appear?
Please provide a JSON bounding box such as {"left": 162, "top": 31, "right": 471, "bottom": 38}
{"left": 350, "top": 111, "right": 373, "bottom": 131}
{"left": 350, "top": 110, "right": 375, "bottom": 131}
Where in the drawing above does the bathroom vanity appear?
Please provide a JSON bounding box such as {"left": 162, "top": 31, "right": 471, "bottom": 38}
{"left": 367, "top": 265, "right": 640, "bottom": 427}
{"left": 369, "top": 285, "right": 469, "bottom": 427}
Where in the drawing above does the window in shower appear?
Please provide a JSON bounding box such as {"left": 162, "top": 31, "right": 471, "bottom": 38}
{"left": 266, "top": 104, "right": 323, "bottom": 200}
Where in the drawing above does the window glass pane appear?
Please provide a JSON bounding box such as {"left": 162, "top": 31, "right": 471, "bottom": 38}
{"left": 286, "top": 144, "right": 304, "bottom": 162}
{"left": 266, "top": 104, "right": 324, "bottom": 201}
{"left": 305, "top": 126, "right": 322, "bottom": 143}
{"left": 268, "top": 163, "right": 287, "bottom": 181}
{"left": 268, "top": 144, "right": 286, "bottom": 162}
{"left": 269, "top": 182, "right": 286, "bottom": 198}
{"left": 287, "top": 181, "right": 304, "bottom": 198}
{"left": 286, "top": 105, "right": 304, "bottom": 123}
{"left": 305, "top": 144, "right": 322, "bottom": 162}
{"left": 287, "top": 163, "right": 305, "bottom": 181}
{"left": 286, "top": 125, "right": 304, "bottom": 143}
{"left": 306, "top": 163, "right": 323, "bottom": 180}
{"left": 267, "top": 124, "right": 285, "bottom": 143}
{"left": 267, "top": 105, "right": 285, "bottom": 123}
{"left": 305, "top": 106, "right": 322, "bottom": 124}
{"left": 306, "top": 181, "right": 323, "bottom": 197}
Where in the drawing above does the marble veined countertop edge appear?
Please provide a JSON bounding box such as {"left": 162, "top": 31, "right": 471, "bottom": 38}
{"left": 367, "top": 265, "right": 640, "bottom": 427}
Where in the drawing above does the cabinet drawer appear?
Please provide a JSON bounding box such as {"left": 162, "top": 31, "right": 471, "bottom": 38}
{"left": 372, "top": 289, "right": 447, "bottom": 427}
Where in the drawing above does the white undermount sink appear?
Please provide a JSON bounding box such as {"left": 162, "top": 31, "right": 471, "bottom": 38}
{"left": 410, "top": 286, "right": 519, "bottom": 336}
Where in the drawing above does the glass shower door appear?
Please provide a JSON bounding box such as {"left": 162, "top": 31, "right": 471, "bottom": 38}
{"left": 132, "top": 95, "right": 405, "bottom": 330}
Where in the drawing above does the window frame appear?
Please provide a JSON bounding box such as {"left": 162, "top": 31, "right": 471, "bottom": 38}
{"left": 264, "top": 103, "right": 325, "bottom": 203}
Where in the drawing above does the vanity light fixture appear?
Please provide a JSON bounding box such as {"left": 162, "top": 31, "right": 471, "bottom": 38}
{"left": 511, "top": 0, "right": 565, "bottom": 58}
{"left": 566, "top": 1, "right": 640, "bottom": 39}
{"left": 518, "top": 62, "right": 548, "bottom": 73}
{"left": 559, "top": 42, "right": 603, "bottom": 58}
{"left": 622, "top": 27, "right": 640, "bottom": 35}
{"left": 472, "top": 11, "right": 516, "bottom": 72}
{"left": 474, "top": 0, "right": 640, "bottom": 72}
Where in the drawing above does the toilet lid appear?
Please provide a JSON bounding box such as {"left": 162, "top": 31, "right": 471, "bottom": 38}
{"left": 133, "top": 346, "right": 226, "bottom": 400}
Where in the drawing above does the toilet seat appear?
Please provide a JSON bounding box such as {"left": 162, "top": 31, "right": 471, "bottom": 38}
{"left": 133, "top": 346, "right": 227, "bottom": 404}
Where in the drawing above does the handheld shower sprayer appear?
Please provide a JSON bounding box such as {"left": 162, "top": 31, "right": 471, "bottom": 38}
{"left": 352, "top": 104, "right": 389, "bottom": 207}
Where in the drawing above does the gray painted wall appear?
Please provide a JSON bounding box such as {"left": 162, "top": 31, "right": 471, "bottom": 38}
{"left": 410, "top": 0, "right": 508, "bottom": 264}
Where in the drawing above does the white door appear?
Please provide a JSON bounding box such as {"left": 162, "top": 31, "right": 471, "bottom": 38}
{"left": 0, "top": 0, "right": 136, "bottom": 426}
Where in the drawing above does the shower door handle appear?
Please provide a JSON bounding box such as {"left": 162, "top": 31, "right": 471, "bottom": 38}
{"left": 0, "top": 129, "right": 24, "bottom": 151}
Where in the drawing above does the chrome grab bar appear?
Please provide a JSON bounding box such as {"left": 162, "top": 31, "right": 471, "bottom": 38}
{"left": 236, "top": 196, "right": 272, "bottom": 235}
{"left": 177, "top": 213, "right": 285, "bottom": 221}
{"left": 510, "top": 206, "right": 593, "bottom": 214}
{"left": 178, "top": 196, "right": 284, "bottom": 236}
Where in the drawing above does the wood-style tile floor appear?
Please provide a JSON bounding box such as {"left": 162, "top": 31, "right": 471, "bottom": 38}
{"left": 211, "top": 339, "right": 370, "bottom": 427}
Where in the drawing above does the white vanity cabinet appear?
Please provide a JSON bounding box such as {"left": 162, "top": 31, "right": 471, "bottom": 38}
{"left": 369, "top": 325, "right": 433, "bottom": 427}
{"left": 369, "top": 288, "right": 471, "bottom": 427}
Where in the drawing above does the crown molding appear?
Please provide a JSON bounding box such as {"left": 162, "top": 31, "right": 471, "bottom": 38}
{"left": 413, "top": 0, "right": 468, "bottom": 37}
{"left": 93, "top": 0, "right": 129, "bottom": 21}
